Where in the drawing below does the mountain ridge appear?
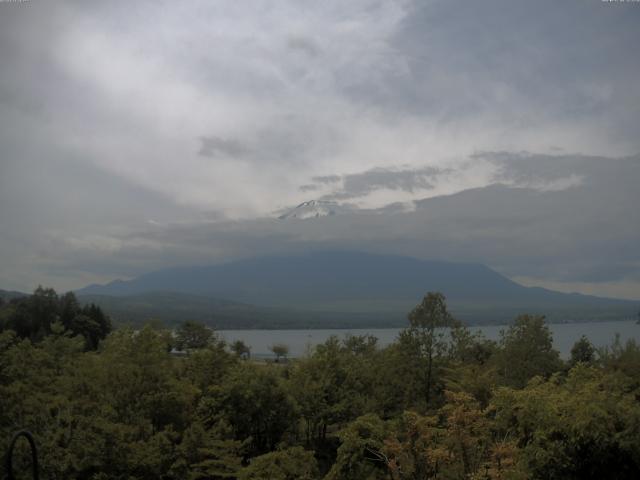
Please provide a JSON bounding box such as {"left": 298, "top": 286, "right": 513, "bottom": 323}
{"left": 76, "top": 251, "right": 637, "bottom": 326}
{"left": 277, "top": 200, "right": 348, "bottom": 220}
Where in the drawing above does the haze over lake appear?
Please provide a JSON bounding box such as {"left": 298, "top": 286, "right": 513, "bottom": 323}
{"left": 220, "top": 320, "right": 640, "bottom": 359}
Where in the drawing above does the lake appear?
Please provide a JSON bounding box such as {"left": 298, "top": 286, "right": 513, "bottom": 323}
{"left": 219, "top": 320, "right": 640, "bottom": 359}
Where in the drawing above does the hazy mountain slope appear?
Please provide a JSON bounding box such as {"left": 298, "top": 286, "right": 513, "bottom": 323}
{"left": 0, "top": 289, "right": 28, "bottom": 301}
{"left": 78, "top": 252, "right": 521, "bottom": 302}
{"left": 78, "top": 252, "right": 637, "bottom": 325}
{"left": 77, "top": 291, "right": 402, "bottom": 329}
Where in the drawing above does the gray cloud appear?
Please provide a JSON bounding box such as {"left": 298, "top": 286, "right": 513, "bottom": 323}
{"left": 4, "top": 153, "right": 637, "bottom": 299}
{"left": 342, "top": 167, "right": 433, "bottom": 192}
{"left": 311, "top": 166, "right": 448, "bottom": 201}
{"left": 0, "top": 1, "right": 638, "bottom": 299}
{"left": 286, "top": 35, "right": 321, "bottom": 57}
{"left": 312, "top": 175, "right": 341, "bottom": 184}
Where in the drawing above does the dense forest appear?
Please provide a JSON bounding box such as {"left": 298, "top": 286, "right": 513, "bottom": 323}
{"left": 1, "top": 288, "right": 640, "bottom": 479}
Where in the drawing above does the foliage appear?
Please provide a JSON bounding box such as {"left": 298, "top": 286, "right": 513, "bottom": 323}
{"left": 494, "top": 314, "right": 562, "bottom": 388}
{"left": 238, "top": 447, "right": 318, "bottom": 480}
{"left": 325, "top": 413, "right": 389, "bottom": 480}
{"left": 231, "top": 339, "right": 251, "bottom": 359}
{"left": 492, "top": 365, "right": 640, "bottom": 479}
{"left": 175, "top": 320, "right": 215, "bottom": 350}
{"left": 569, "top": 335, "right": 596, "bottom": 367}
{"left": 270, "top": 343, "right": 290, "bottom": 362}
{"left": 401, "top": 292, "right": 458, "bottom": 406}
{"left": 197, "top": 363, "right": 297, "bottom": 456}
{"left": 598, "top": 333, "right": 640, "bottom": 380}
{"left": 0, "top": 287, "right": 111, "bottom": 350}
{"left": 1, "top": 289, "right": 639, "bottom": 479}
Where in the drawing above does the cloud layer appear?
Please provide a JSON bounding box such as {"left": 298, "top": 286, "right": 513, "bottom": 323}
{"left": 0, "top": 1, "right": 639, "bottom": 297}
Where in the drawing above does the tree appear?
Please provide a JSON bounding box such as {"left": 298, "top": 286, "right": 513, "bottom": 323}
{"left": 175, "top": 320, "right": 214, "bottom": 351}
{"left": 231, "top": 339, "right": 251, "bottom": 359}
{"left": 78, "top": 302, "right": 112, "bottom": 346}
{"left": 270, "top": 343, "right": 289, "bottom": 363}
{"left": 325, "top": 414, "right": 389, "bottom": 480}
{"left": 171, "top": 420, "right": 246, "bottom": 480}
{"left": 598, "top": 334, "right": 640, "bottom": 379}
{"left": 58, "top": 291, "right": 80, "bottom": 330}
{"left": 70, "top": 314, "right": 103, "bottom": 351}
{"left": 182, "top": 341, "right": 237, "bottom": 392}
{"left": 569, "top": 335, "right": 596, "bottom": 367}
{"left": 198, "top": 364, "right": 297, "bottom": 455}
{"left": 492, "top": 365, "right": 640, "bottom": 479}
{"left": 343, "top": 334, "right": 378, "bottom": 356}
{"left": 404, "top": 292, "right": 456, "bottom": 405}
{"left": 238, "top": 447, "right": 318, "bottom": 480}
{"left": 289, "top": 335, "right": 378, "bottom": 446}
{"left": 4, "top": 286, "right": 59, "bottom": 341}
{"left": 0, "top": 288, "right": 110, "bottom": 350}
{"left": 95, "top": 326, "right": 195, "bottom": 432}
{"left": 495, "top": 314, "right": 562, "bottom": 388}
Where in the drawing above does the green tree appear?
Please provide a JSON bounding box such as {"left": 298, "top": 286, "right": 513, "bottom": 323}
{"left": 231, "top": 339, "right": 251, "bottom": 359}
{"left": 569, "top": 335, "right": 596, "bottom": 367}
{"left": 494, "top": 314, "right": 562, "bottom": 388}
{"left": 289, "top": 336, "right": 379, "bottom": 446}
{"left": 182, "top": 341, "right": 237, "bottom": 392}
{"left": 70, "top": 314, "right": 103, "bottom": 351}
{"left": 239, "top": 446, "right": 318, "bottom": 480}
{"left": 445, "top": 324, "right": 498, "bottom": 407}
{"left": 78, "top": 302, "right": 112, "bottom": 346}
{"left": 171, "top": 420, "right": 246, "bottom": 480}
{"left": 198, "top": 363, "right": 297, "bottom": 455}
{"left": 598, "top": 334, "right": 640, "bottom": 380}
{"left": 404, "top": 292, "right": 456, "bottom": 405}
{"left": 176, "top": 320, "right": 215, "bottom": 350}
{"left": 325, "top": 414, "right": 389, "bottom": 480}
{"left": 58, "top": 291, "right": 80, "bottom": 330}
{"left": 342, "top": 334, "right": 378, "bottom": 356}
{"left": 270, "top": 343, "right": 289, "bottom": 362}
{"left": 4, "top": 286, "right": 58, "bottom": 341}
{"left": 0, "top": 288, "right": 110, "bottom": 350}
{"left": 94, "top": 326, "right": 196, "bottom": 433}
{"left": 492, "top": 365, "right": 640, "bottom": 479}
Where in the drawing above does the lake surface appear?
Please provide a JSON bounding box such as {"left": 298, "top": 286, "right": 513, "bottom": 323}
{"left": 219, "top": 320, "right": 640, "bottom": 359}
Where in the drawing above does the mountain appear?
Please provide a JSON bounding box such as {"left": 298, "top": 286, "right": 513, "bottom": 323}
{"left": 77, "top": 291, "right": 398, "bottom": 329}
{"left": 278, "top": 200, "right": 349, "bottom": 219}
{"left": 77, "top": 251, "right": 638, "bottom": 326}
{"left": 0, "top": 289, "right": 28, "bottom": 302}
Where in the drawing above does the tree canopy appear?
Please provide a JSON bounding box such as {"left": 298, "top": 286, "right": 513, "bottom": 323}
{"left": 1, "top": 289, "right": 639, "bottom": 479}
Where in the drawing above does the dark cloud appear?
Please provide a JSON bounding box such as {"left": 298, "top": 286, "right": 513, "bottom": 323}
{"left": 303, "top": 166, "right": 449, "bottom": 201}
{"left": 336, "top": 166, "right": 443, "bottom": 197}
{"left": 382, "top": 1, "right": 640, "bottom": 129}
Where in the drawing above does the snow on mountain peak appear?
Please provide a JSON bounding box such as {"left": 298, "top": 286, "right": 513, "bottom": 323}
{"left": 278, "top": 200, "right": 343, "bottom": 220}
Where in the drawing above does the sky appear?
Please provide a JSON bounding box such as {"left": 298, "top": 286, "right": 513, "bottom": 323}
{"left": 0, "top": 0, "right": 639, "bottom": 299}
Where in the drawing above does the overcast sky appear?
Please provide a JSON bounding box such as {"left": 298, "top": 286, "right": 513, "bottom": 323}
{"left": 1, "top": 0, "right": 639, "bottom": 299}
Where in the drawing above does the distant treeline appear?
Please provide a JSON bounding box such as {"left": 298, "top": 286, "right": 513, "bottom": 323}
{"left": 1, "top": 289, "right": 640, "bottom": 479}
{"left": 0, "top": 287, "right": 111, "bottom": 350}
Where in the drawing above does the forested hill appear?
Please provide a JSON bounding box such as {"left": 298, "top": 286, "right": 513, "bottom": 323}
{"left": 0, "top": 289, "right": 28, "bottom": 302}
{"left": 76, "top": 252, "right": 637, "bottom": 326}
{"left": 76, "top": 291, "right": 399, "bottom": 329}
